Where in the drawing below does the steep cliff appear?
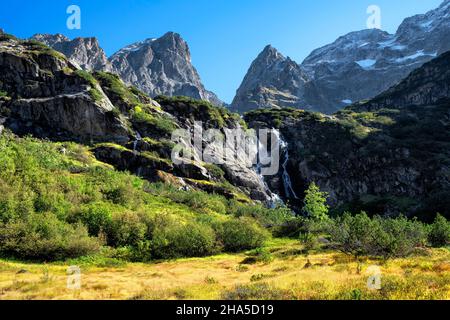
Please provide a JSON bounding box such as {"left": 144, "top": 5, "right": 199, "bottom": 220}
{"left": 245, "top": 50, "right": 450, "bottom": 219}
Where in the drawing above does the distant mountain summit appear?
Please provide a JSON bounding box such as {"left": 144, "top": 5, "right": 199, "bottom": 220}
{"left": 231, "top": 45, "right": 312, "bottom": 113}
{"left": 31, "top": 32, "right": 223, "bottom": 106}
{"left": 31, "top": 33, "right": 113, "bottom": 72}
{"left": 110, "top": 32, "right": 223, "bottom": 106}
{"left": 232, "top": 0, "right": 450, "bottom": 114}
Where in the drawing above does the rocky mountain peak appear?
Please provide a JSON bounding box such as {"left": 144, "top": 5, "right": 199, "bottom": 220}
{"left": 31, "top": 33, "right": 70, "bottom": 46}
{"left": 230, "top": 44, "right": 312, "bottom": 113}
{"left": 258, "top": 45, "right": 284, "bottom": 62}
{"left": 110, "top": 32, "right": 223, "bottom": 106}
{"left": 30, "top": 33, "right": 113, "bottom": 72}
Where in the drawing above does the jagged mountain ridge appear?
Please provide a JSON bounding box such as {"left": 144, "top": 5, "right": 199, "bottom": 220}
{"left": 29, "top": 32, "right": 223, "bottom": 106}
{"left": 232, "top": 0, "right": 450, "bottom": 114}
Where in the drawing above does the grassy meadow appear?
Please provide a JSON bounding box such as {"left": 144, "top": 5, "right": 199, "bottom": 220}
{"left": 1, "top": 239, "right": 449, "bottom": 300}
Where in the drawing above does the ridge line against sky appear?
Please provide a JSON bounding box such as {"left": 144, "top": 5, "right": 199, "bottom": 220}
{"left": 0, "top": 0, "right": 443, "bottom": 103}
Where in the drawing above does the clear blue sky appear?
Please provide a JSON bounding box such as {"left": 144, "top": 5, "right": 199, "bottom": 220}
{"left": 0, "top": 0, "right": 443, "bottom": 103}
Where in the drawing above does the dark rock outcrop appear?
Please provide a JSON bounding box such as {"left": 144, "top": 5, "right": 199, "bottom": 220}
{"left": 0, "top": 36, "right": 130, "bottom": 143}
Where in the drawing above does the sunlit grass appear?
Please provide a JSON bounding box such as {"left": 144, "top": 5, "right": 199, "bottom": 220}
{"left": 1, "top": 240, "right": 449, "bottom": 300}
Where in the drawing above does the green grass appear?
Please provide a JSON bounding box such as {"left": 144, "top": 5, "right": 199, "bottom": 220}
{"left": 74, "top": 70, "right": 103, "bottom": 102}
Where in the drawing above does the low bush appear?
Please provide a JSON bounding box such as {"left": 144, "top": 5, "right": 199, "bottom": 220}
{"left": 216, "top": 218, "right": 269, "bottom": 252}
{"left": 151, "top": 222, "right": 217, "bottom": 259}
{"left": 0, "top": 213, "right": 100, "bottom": 261}
{"left": 373, "top": 215, "right": 428, "bottom": 259}
{"left": 329, "top": 212, "right": 429, "bottom": 261}
{"left": 428, "top": 214, "right": 450, "bottom": 247}
{"left": 107, "top": 211, "right": 147, "bottom": 247}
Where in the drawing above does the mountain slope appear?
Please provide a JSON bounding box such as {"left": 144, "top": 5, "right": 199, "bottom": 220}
{"left": 0, "top": 34, "right": 129, "bottom": 143}
{"left": 0, "top": 33, "right": 270, "bottom": 203}
{"left": 233, "top": 0, "right": 450, "bottom": 114}
{"left": 245, "top": 50, "right": 450, "bottom": 219}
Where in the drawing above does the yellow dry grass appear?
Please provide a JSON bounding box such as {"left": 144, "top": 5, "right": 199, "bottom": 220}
{"left": 0, "top": 239, "right": 449, "bottom": 300}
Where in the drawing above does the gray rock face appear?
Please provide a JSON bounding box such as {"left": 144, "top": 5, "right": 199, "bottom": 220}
{"left": 31, "top": 33, "right": 113, "bottom": 72}
{"left": 0, "top": 37, "right": 129, "bottom": 143}
{"left": 232, "top": 0, "right": 450, "bottom": 114}
{"left": 231, "top": 45, "right": 313, "bottom": 113}
{"left": 110, "top": 32, "right": 223, "bottom": 106}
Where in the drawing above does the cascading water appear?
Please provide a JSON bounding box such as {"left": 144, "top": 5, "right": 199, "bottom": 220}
{"left": 133, "top": 131, "right": 142, "bottom": 154}
{"left": 276, "top": 130, "right": 299, "bottom": 200}
{"left": 256, "top": 135, "right": 283, "bottom": 208}
{"left": 133, "top": 131, "right": 143, "bottom": 176}
{"left": 255, "top": 129, "right": 299, "bottom": 207}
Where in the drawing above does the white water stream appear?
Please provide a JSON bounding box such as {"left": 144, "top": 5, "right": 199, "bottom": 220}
{"left": 256, "top": 129, "right": 299, "bottom": 206}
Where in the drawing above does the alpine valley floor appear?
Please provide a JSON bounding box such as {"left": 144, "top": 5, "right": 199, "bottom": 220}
{"left": 1, "top": 239, "right": 449, "bottom": 300}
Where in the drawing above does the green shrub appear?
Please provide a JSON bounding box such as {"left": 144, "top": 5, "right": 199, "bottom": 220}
{"left": 107, "top": 211, "right": 147, "bottom": 247}
{"left": 329, "top": 213, "right": 428, "bottom": 261}
{"left": 0, "top": 213, "right": 100, "bottom": 261}
{"left": 373, "top": 215, "right": 428, "bottom": 259}
{"left": 328, "top": 212, "right": 379, "bottom": 259}
{"left": 216, "top": 218, "right": 269, "bottom": 252}
{"left": 151, "top": 222, "right": 217, "bottom": 259}
{"left": 428, "top": 214, "right": 450, "bottom": 247}
{"left": 71, "top": 202, "right": 115, "bottom": 236}
{"left": 229, "top": 201, "right": 294, "bottom": 227}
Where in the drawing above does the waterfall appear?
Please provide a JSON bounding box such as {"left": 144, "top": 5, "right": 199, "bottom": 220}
{"left": 256, "top": 135, "right": 283, "bottom": 208}
{"left": 273, "top": 129, "right": 299, "bottom": 200}
{"left": 133, "top": 131, "right": 142, "bottom": 154}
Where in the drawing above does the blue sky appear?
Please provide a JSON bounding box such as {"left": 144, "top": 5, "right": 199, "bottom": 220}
{"left": 0, "top": 0, "right": 443, "bottom": 103}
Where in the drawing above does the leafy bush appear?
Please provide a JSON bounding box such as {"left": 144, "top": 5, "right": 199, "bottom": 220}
{"left": 216, "top": 218, "right": 269, "bottom": 252}
{"left": 328, "top": 212, "right": 380, "bottom": 259}
{"left": 372, "top": 216, "right": 428, "bottom": 259}
{"left": 428, "top": 214, "right": 450, "bottom": 247}
{"left": 72, "top": 202, "right": 114, "bottom": 236}
{"left": 107, "top": 211, "right": 147, "bottom": 247}
{"left": 329, "top": 212, "right": 428, "bottom": 261}
{"left": 151, "top": 222, "right": 217, "bottom": 259}
{"left": 0, "top": 213, "right": 100, "bottom": 261}
{"left": 228, "top": 201, "right": 294, "bottom": 227}
{"left": 373, "top": 215, "right": 428, "bottom": 259}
